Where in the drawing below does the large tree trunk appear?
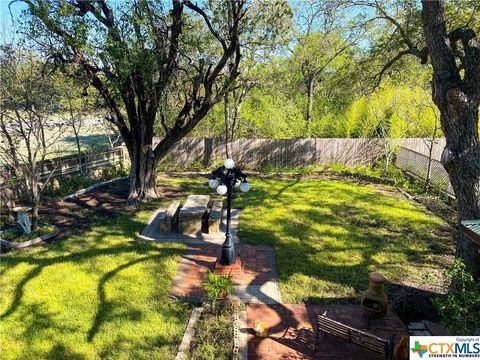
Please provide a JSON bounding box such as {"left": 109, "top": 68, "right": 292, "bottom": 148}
{"left": 126, "top": 142, "right": 159, "bottom": 202}
{"left": 422, "top": 0, "right": 480, "bottom": 278}
{"left": 441, "top": 107, "right": 480, "bottom": 279}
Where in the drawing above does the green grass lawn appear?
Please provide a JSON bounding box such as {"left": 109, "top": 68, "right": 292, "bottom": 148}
{"left": 0, "top": 174, "right": 455, "bottom": 359}
{"left": 0, "top": 204, "right": 190, "bottom": 360}
{"left": 160, "top": 174, "right": 455, "bottom": 303}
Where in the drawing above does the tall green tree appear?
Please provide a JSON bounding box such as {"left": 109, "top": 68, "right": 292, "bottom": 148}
{"left": 19, "top": 0, "right": 250, "bottom": 202}
{"left": 351, "top": 0, "right": 480, "bottom": 278}
{"left": 292, "top": 31, "right": 354, "bottom": 134}
{"left": 222, "top": 0, "right": 292, "bottom": 156}
{"left": 292, "top": 0, "right": 359, "bottom": 134}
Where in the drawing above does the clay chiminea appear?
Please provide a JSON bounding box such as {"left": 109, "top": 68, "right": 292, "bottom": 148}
{"left": 361, "top": 272, "right": 389, "bottom": 319}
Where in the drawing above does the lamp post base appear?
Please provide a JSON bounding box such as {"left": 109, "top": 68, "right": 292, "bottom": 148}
{"left": 214, "top": 256, "right": 243, "bottom": 277}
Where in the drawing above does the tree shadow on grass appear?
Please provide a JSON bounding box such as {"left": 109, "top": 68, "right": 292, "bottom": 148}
{"left": 48, "top": 344, "right": 87, "bottom": 360}
{"left": 238, "top": 179, "right": 455, "bottom": 301}
{"left": 1, "top": 237, "right": 187, "bottom": 358}
{"left": 0, "top": 229, "right": 181, "bottom": 323}
{"left": 86, "top": 250, "right": 181, "bottom": 342}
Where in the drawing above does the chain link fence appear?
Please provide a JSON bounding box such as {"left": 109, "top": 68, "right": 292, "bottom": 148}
{"left": 396, "top": 139, "right": 455, "bottom": 197}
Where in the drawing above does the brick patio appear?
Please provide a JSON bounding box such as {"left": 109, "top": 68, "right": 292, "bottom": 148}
{"left": 170, "top": 244, "right": 282, "bottom": 303}
{"left": 247, "top": 304, "right": 408, "bottom": 360}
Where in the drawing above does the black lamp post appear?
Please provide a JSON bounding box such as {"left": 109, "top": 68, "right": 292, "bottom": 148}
{"left": 209, "top": 159, "right": 250, "bottom": 266}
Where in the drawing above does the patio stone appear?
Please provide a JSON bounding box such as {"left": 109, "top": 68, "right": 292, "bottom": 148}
{"left": 170, "top": 244, "right": 282, "bottom": 303}
{"left": 247, "top": 304, "right": 408, "bottom": 360}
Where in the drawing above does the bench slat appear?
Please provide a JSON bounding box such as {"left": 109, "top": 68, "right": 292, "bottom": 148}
{"left": 316, "top": 314, "right": 392, "bottom": 356}
{"left": 318, "top": 323, "right": 387, "bottom": 346}
{"left": 317, "top": 316, "right": 388, "bottom": 343}
{"left": 319, "top": 327, "right": 386, "bottom": 350}
{"left": 159, "top": 200, "right": 180, "bottom": 233}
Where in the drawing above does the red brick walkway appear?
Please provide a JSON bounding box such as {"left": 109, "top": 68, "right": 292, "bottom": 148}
{"left": 170, "top": 244, "right": 279, "bottom": 299}
{"left": 247, "top": 304, "right": 407, "bottom": 360}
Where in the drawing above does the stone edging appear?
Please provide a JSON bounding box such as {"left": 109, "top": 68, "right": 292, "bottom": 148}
{"left": 62, "top": 176, "right": 128, "bottom": 200}
{"left": 233, "top": 309, "right": 240, "bottom": 358}
{"left": 0, "top": 226, "right": 59, "bottom": 249}
{"left": 237, "top": 309, "right": 248, "bottom": 360}
{"left": 175, "top": 307, "right": 204, "bottom": 360}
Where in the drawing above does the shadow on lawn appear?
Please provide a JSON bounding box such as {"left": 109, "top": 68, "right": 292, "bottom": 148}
{"left": 0, "top": 222, "right": 184, "bottom": 339}
{"left": 238, "top": 179, "right": 454, "bottom": 298}
{"left": 86, "top": 250, "right": 179, "bottom": 342}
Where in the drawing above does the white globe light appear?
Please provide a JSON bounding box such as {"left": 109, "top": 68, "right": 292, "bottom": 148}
{"left": 224, "top": 158, "right": 235, "bottom": 169}
{"left": 239, "top": 181, "right": 250, "bottom": 193}
{"left": 216, "top": 184, "right": 228, "bottom": 195}
{"left": 208, "top": 178, "right": 219, "bottom": 189}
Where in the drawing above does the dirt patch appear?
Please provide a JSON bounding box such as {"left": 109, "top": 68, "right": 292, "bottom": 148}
{"left": 40, "top": 178, "right": 133, "bottom": 233}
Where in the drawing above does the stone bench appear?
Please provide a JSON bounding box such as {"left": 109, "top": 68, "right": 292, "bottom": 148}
{"left": 178, "top": 195, "right": 210, "bottom": 235}
{"left": 159, "top": 200, "right": 181, "bottom": 234}
{"left": 208, "top": 200, "right": 223, "bottom": 234}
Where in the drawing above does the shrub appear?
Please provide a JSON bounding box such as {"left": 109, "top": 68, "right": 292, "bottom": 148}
{"left": 433, "top": 259, "right": 480, "bottom": 335}
{"left": 202, "top": 271, "right": 233, "bottom": 312}
{"left": 188, "top": 160, "right": 207, "bottom": 172}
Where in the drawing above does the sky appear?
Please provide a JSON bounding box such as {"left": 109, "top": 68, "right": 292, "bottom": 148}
{"left": 0, "top": 0, "right": 27, "bottom": 45}
{"left": 0, "top": 0, "right": 374, "bottom": 53}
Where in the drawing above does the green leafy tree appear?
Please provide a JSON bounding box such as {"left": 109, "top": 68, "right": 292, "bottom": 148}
{"left": 291, "top": 0, "right": 359, "bottom": 135}
{"left": 349, "top": 0, "right": 480, "bottom": 278}
{"left": 18, "top": 0, "right": 253, "bottom": 202}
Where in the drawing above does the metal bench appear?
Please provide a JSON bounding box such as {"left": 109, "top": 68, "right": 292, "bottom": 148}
{"left": 178, "top": 195, "right": 210, "bottom": 235}
{"left": 159, "top": 200, "right": 180, "bottom": 234}
{"left": 315, "top": 310, "right": 394, "bottom": 360}
{"left": 208, "top": 200, "right": 223, "bottom": 234}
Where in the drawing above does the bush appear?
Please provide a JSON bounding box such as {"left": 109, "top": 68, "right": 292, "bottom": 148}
{"left": 433, "top": 259, "right": 480, "bottom": 335}
{"left": 202, "top": 271, "right": 233, "bottom": 312}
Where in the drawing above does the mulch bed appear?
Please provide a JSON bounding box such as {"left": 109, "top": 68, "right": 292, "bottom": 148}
{"left": 1, "top": 176, "right": 196, "bottom": 242}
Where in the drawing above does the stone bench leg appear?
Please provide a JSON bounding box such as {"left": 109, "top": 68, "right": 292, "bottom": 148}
{"left": 179, "top": 214, "right": 204, "bottom": 235}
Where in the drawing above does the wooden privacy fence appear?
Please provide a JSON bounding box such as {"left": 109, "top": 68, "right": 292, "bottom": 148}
{"left": 160, "top": 138, "right": 384, "bottom": 168}
{"left": 396, "top": 138, "right": 454, "bottom": 197}
{"left": 1, "top": 137, "right": 455, "bottom": 198}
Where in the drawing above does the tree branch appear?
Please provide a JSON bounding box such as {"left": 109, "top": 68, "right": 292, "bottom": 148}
{"left": 449, "top": 27, "right": 480, "bottom": 101}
